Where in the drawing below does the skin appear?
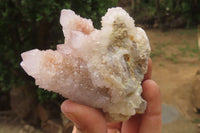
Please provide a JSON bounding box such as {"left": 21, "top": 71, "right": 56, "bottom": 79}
{"left": 61, "top": 58, "right": 162, "bottom": 133}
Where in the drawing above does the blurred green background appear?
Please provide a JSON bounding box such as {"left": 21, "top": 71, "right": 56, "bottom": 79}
{"left": 0, "top": 0, "right": 118, "bottom": 102}
{"left": 0, "top": 0, "right": 200, "bottom": 132}
{"left": 0, "top": 0, "right": 199, "bottom": 102}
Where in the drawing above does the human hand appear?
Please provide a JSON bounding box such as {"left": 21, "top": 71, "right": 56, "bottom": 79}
{"left": 61, "top": 58, "right": 161, "bottom": 133}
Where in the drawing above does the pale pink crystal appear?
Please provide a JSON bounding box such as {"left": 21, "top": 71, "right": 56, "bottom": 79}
{"left": 20, "top": 7, "right": 151, "bottom": 122}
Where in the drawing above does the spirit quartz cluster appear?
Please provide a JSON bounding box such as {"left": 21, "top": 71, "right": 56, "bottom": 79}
{"left": 20, "top": 7, "right": 151, "bottom": 122}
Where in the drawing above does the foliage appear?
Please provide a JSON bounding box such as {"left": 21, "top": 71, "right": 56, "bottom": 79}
{"left": 37, "top": 88, "right": 58, "bottom": 103}
{"left": 70, "top": 0, "right": 118, "bottom": 28}
{"left": 124, "top": 0, "right": 199, "bottom": 28}
{"left": 0, "top": 0, "right": 117, "bottom": 101}
{"left": 160, "top": 0, "right": 200, "bottom": 27}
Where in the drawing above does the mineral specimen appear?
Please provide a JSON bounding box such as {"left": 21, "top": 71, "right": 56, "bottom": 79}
{"left": 20, "top": 7, "right": 151, "bottom": 122}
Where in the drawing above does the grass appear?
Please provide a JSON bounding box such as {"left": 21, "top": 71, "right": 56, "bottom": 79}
{"left": 156, "top": 33, "right": 161, "bottom": 36}
{"left": 159, "top": 63, "right": 164, "bottom": 66}
{"left": 150, "top": 50, "right": 165, "bottom": 58}
{"left": 165, "top": 53, "right": 178, "bottom": 63}
{"left": 178, "top": 40, "right": 199, "bottom": 57}
{"left": 177, "top": 29, "right": 198, "bottom": 35}
{"left": 150, "top": 42, "right": 172, "bottom": 58}
{"left": 163, "top": 31, "right": 168, "bottom": 36}
{"left": 192, "top": 118, "right": 200, "bottom": 123}
{"left": 178, "top": 46, "right": 187, "bottom": 56}
{"left": 150, "top": 29, "right": 200, "bottom": 64}
{"left": 161, "top": 43, "right": 167, "bottom": 47}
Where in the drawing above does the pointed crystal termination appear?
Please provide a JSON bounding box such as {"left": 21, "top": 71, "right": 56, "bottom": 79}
{"left": 20, "top": 7, "right": 151, "bottom": 122}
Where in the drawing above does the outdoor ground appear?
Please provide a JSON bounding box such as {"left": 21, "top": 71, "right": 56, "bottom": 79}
{"left": 148, "top": 28, "right": 200, "bottom": 133}
{"left": 0, "top": 28, "right": 200, "bottom": 133}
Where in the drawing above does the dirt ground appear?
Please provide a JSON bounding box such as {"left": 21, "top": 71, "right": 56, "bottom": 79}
{"left": 1, "top": 28, "right": 200, "bottom": 133}
{"left": 148, "top": 28, "right": 200, "bottom": 132}
{"left": 148, "top": 29, "right": 199, "bottom": 116}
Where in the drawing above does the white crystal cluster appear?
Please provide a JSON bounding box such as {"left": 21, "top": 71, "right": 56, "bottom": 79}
{"left": 20, "top": 7, "right": 151, "bottom": 122}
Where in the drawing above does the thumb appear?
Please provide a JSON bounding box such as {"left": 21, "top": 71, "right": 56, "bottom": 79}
{"left": 140, "top": 80, "right": 162, "bottom": 133}
{"left": 61, "top": 100, "right": 107, "bottom": 133}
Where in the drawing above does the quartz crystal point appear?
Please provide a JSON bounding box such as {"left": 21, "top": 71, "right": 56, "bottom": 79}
{"left": 20, "top": 7, "right": 151, "bottom": 122}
